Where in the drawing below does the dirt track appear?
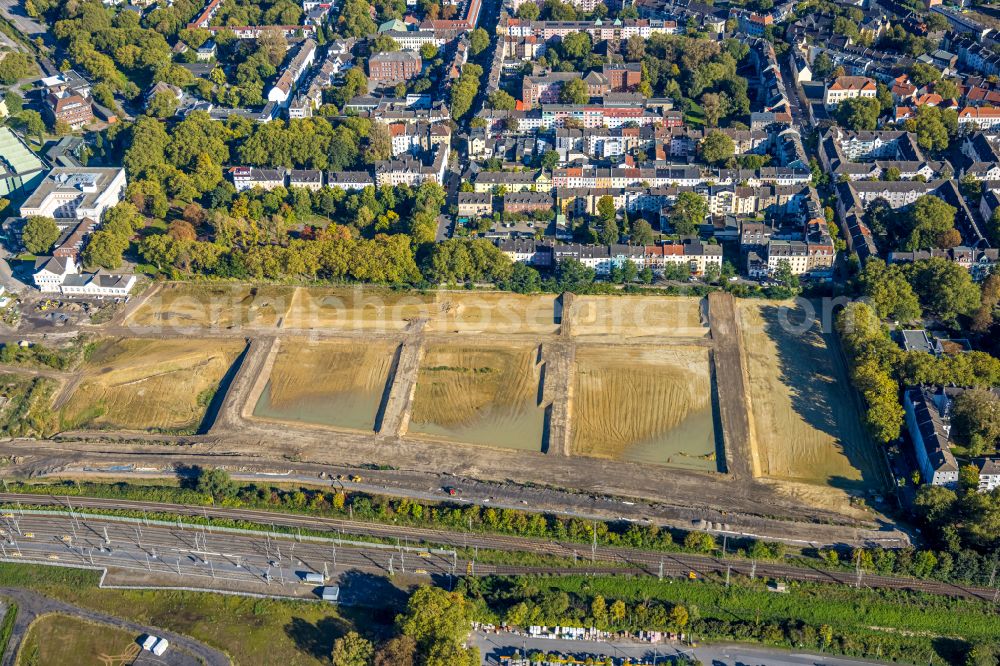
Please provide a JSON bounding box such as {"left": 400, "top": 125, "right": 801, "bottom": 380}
{"left": 707, "top": 292, "right": 754, "bottom": 480}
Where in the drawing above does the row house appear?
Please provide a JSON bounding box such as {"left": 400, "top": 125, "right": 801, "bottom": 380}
{"left": 522, "top": 72, "right": 582, "bottom": 110}
{"left": 957, "top": 107, "right": 1000, "bottom": 133}
{"left": 503, "top": 191, "right": 554, "bottom": 214}
{"left": 888, "top": 246, "right": 999, "bottom": 281}
{"left": 268, "top": 39, "right": 318, "bottom": 105}
{"left": 823, "top": 75, "right": 877, "bottom": 108}
{"left": 904, "top": 386, "right": 960, "bottom": 488}
{"left": 818, "top": 128, "right": 923, "bottom": 165}
{"left": 386, "top": 121, "right": 452, "bottom": 157}
{"left": 374, "top": 142, "right": 449, "bottom": 187}
{"left": 205, "top": 25, "right": 316, "bottom": 39}
{"left": 230, "top": 167, "right": 376, "bottom": 192}
{"left": 288, "top": 169, "right": 323, "bottom": 191}
{"left": 473, "top": 169, "right": 552, "bottom": 193}
{"left": 500, "top": 17, "right": 678, "bottom": 41}
{"left": 458, "top": 192, "right": 493, "bottom": 217}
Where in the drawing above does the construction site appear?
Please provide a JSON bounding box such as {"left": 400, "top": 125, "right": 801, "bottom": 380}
{"left": 0, "top": 284, "right": 896, "bottom": 545}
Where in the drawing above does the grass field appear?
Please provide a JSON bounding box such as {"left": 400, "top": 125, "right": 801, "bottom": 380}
{"left": 17, "top": 613, "right": 139, "bottom": 666}
{"left": 737, "top": 301, "right": 882, "bottom": 500}
{"left": 59, "top": 338, "right": 245, "bottom": 433}
{"left": 410, "top": 343, "right": 545, "bottom": 450}
{"left": 0, "top": 373, "right": 57, "bottom": 438}
{"left": 128, "top": 283, "right": 291, "bottom": 329}
{"left": 0, "top": 564, "right": 379, "bottom": 666}
{"left": 571, "top": 345, "right": 717, "bottom": 471}
{"left": 253, "top": 338, "right": 398, "bottom": 432}
{"left": 569, "top": 296, "right": 708, "bottom": 340}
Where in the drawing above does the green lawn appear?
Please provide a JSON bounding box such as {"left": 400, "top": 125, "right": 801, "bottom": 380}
{"left": 0, "top": 564, "right": 384, "bottom": 666}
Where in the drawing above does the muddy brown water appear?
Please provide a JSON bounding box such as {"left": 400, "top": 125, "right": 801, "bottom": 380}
{"left": 252, "top": 380, "right": 386, "bottom": 432}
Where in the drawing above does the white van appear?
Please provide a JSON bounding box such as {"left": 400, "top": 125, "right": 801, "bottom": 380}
{"left": 152, "top": 638, "right": 170, "bottom": 656}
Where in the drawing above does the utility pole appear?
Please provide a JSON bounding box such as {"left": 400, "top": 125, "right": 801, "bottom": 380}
{"left": 855, "top": 550, "right": 863, "bottom": 589}
{"left": 722, "top": 534, "right": 728, "bottom": 558}
{"left": 591, "top": 523, "right": 597, "bottom": 563}
{"left": 658, "top": 558, "right": 663, "bottom": 581}
{"left": 750, "top": 559, "right": 756, "bottom": 579}
{"left": 726, "top": 565, "right": 731, "bottom": 587}
{"left": 103, "top": 526, "right": 110, "bottom": 546}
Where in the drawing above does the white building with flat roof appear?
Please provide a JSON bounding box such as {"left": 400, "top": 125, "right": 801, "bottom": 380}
{"left": 19, "top": 167, "right": 127, "bottom": 224}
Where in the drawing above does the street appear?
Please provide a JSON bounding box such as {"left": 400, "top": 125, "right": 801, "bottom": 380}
{"left": 472, "top": 631, "right": 893, "bottom": 666}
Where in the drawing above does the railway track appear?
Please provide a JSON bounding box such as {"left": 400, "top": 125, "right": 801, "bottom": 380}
{"left": 0, "top": 493, "right": 995, "bottom": 602}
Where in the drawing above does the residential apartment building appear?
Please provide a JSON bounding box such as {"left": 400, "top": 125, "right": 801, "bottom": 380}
{"left": 823, "top": 76, "right": 876, "bottom": 108}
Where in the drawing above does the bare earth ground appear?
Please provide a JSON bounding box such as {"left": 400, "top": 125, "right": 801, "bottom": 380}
{"left": 571, "top": 345, "right": 715, "bottom": 470}
{"left": 737, "top": 300, "right": 884, "bottom": 517}
{"left": 126, "top": 283, "right": 290, "bottom": 330}
{"left": 0, "top": 283, "right": 902, "bottom": 543}
{"left": 59, "top": 338, "right": 246, "bottom": 433}
{"left": 251, "top": 338, "right": 399, "bottom": 433}
{"left": 569, "top": 295, "right": 709, "bottom": 341}
{"left": 409, "top": 342, "right": 545, "bottom": 451}
{"left": 17, "top": 612, "right": 143, "bottom": 666}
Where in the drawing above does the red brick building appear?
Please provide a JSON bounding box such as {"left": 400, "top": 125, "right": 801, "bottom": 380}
{"left": 368, "top": 51, "right": 423, "bottom": 83}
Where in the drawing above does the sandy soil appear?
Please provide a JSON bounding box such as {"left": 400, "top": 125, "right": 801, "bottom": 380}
{"left": 569, "top": 296, "right": 709, "bottom": 340}
{"left": 252, "top": 338, "right": 398, "bottom": 432}
{"left": 59, "top": 338, "right": 245, "bottom": 432}
{"left": 428, "top": 292, "right": 559, "bottom": 335}
{"left": 281, "top": 286, "right": 440, "bottom": 331}
{"left": 126, "top": 283, "right": 290, "bottom": 330}
{"left": 571, "top": 345, "right": 716, "bottom": 468}
{"left": 737, "top": 301, "right": 882, "bottom": 492}
{"left": 409, "top": 343, "right": 545, "bottom": 450}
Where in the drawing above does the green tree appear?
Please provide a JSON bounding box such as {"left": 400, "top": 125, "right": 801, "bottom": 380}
{"left": 20, "top": 216, "right": 60, "bottom": 255}
{"left": 192, "top": 466, "right": 236, "bottom": 500}
{"left": 560, "top": 31, "right": 591, "bottom": 61}
{"left": 700, "top": 130, "right": 734, "bottom": 166}
{"left": 398, "top": 587, "right": 476, "bottom": 662}
{"left": 340, "top": 0, "right": 378, "bottom": 37}
{"left": 670, "top": 191, "right": 707, "bottom": 235}
{"left": 146, "top": 89, "right": 178, "bottom": 118}
{"left": 419, "top": 43, "right": 438, "bottom": 60}
{"left": 951, "top": 389, "right": 1000, "bottom": 456}
{"left": 914, "top": 106, "right": 950, "bottom": 153}
{"left": 19, "top": 109, "right": 46, "bottom": 141}
{"left": 82, "top": 230, "right": 129, "bottom": 270}
{"left": 516, "top": 2, "right": 540, "bottom": 19}
{"left": 902, "top": 195, "right": 957, "bottom": 250}
{"left": 631, "top": 218, "right": 655, "bottom": 245}
{"left": 557, "top": 257, "right": 595, "bottom": 291}
{"left": 332, "top": 632, "right": 374, "bottom": 666}
{"left": 834, "top": 97, "right": 881, "bottom": 131}
{"left": 488, "top": 89, "right": 516, "bottom": 110}
{"left": 469, "top": 27, "right": 490, "bottom": 56}
{"left": 540, "top": 149, "right": 560, "bottom": 171}
{"left": 501, "top": 262, "right": 542, "bottom": 293}
{"left": 906, "top": 257, "right": 981, "bottom": 323}
{"left": 0, "top": 51, "right": 36, "bottom": 84}
{"left": 371, "top": 35, "right": 400, "bottom": 53}
{"left": 374, "top": 636, "right": 416, "bottom": 666}
{"left": 856, "top": 258, "right": 922, "bottom": 322}
{"left": 559, "top": 77, "right": 589, "bottom": 104}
